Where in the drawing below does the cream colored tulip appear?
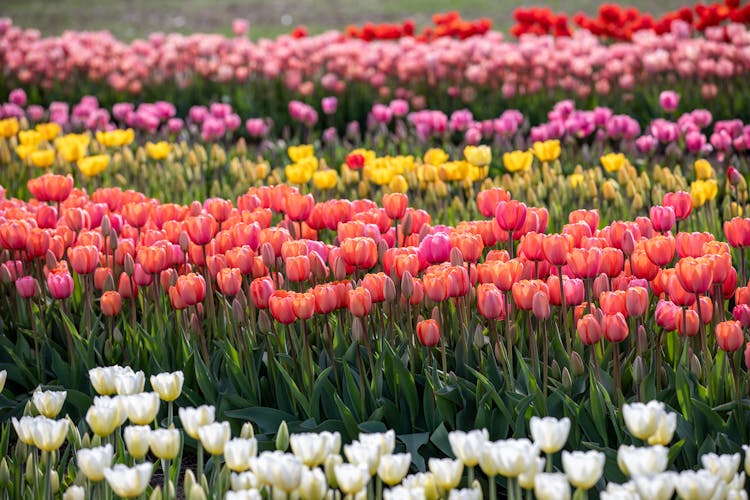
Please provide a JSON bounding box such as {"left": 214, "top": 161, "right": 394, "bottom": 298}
{"left": 198, "top": 421, "right": 231, "bottom": 455}
{"left": 77, "top": 444, "right": 114, "bottom": 481}
{"left": 32, "top": 389, "right": 67, "bottom": 418}
{"left": 124, "top": 392, "right": 160, "bottom": 425}
{"left": 378, "top": 453, "right": 412, "bottom": 486}
{"left": 150, "top": 371, "right": 184, "bottom": 402}
{"left": 179, "top": 405, "right": 215, "bottom": 440}
{"left": 149, "top": 428, "right": 181, "bottom": 460}
{"left": 103, "top": 463, "right": 153, "bottom": 498}
{"left": 123, "top": 425, "right": 151, "bottom": 459}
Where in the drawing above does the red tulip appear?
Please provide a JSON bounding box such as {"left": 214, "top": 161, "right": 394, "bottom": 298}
{"left": 662, "top": 191, "right": 692, "bottom": 221}
{"left": 269, "top": 290, "right": 296, "bottom": 324}
{"left": 495, "top": 200, "right": 527, "bottom": 232}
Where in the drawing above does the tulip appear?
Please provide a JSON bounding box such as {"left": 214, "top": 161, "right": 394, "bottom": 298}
{"left": 104, "top": 463, "right": 153, "bottom": 498}
{"left": 86, "top": 405, "right": 121, "bottom": 437}
{"left": 534, "top": 473, "right": 570, "bottom": 500}
{"left": 123, "top": 425, "right": 151, "bottom": 459}
{"left": 100, "top": 291, "right": 122, "bottom": 317}
{"left": 622, "top": 401, "right": 664, "bottom": 440}
{"left": 625, "top": 286, "right": 648, "bottom": 318}
{"left": 480, "top": 438, "right": 539, "bottom": 479}
{"left": 198, "top": 421, "right": 231, "bottom": 455}
{"left": 632, "top": 472, "right": 676, "bottom": 500}
{"left": 529, "top": 416, "right": 570, "bottom": 455}
{"left": 30, "top": 416, "right": 69, "bottom": 452}
{"left": 334, "top": 463, "right": 370, "bottom": 495}
{"left": 477, "top": 283, "right": 504, "bottom": 320}
{"left": 77, "top": 444, "right": 114, "bottom": 482}
{"left": 662, "top": 191, "right": 692, "bottom": 222}
{"left": 577, "top": 314, "right": 602, "bottom": 345}
{"left": 63, "top": 485, "right": 85, "bottom": 500}
{"left": 562, "top": 450, "right": 604, "bottom": 490}
{"left": 178, "top": 405, "right": 216, "bottom": 440}
{"left": 674, "top": 470, "right": 720, "bottom": 500}
{"left": 717, "top": 321, "right": 744, "bottom": 352}
{"left": 33, "top": 390, "right": 67, "bottom": 418}
{"left": 378, "top": 453, "right": 412, "bottom": 486}
{"left": 416, "top": 319, "right": 440, "bottom": 347}
{"left": 124, "top": 392, "right": 160, "bottom": 425}
{"left": 114, "top": 370, "right": 145, "bottom": 395}
{"left": 344, "top": 440, "right": 381, "bottom": 476}
{"left": 382, "top": 193, "right": 408, "bottom": 220}
{"left": 290, "top": 433, "right": 334, "bottom": 467}
{"left": 47, "top": 272, "right": 74, "bottom": 299}
{"left": 149, "top": 428, "right": 181, "bottom": 460}
{"left": 428, "top": 458, "right": 463, "bottom": 490}
{"left": 150, "top": 371, "right": 184, "bottom": 402}
{"left": 348, "top": 287, "right": 372, "bottom": 318}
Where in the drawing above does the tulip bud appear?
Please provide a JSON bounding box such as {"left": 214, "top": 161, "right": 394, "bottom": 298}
{"left": 532, "top": 291, "right": 550, "bottom": 320}
{"left": 637, "top": 325, "right": 648, "bottom": 354}
{"left": 0, "top": 266, "right": 11, "bottom": 285}
{"left": 402, "top": 212, "right": 413, "bottom": 236}
{"left": 260, "top": 243, "right": 275, "bottom": 269}
{"left": 101, "top": 215, "right": 111, "bottom": 236}
{"left": 232, "top": 299, "right": 244, "bottom": 324}
{"left": 351, "top": 317, "right": 365, "bottom": 343}
{"left": 149, "top": 486, "right": 162, "bottom": 500}
{"left": 431, "top": 306, "right": 442, "bottom": 326}
{"left": 632, "top": 356, "right": 644, "bottom": 384}
{"left": 257, "top": 310, "right": 272, "bottom": 333}
{"left": 593, "top": 273, "right": 610, "bottom": 298}
{"left": 561, "top": 368, "right": 572, "bottom": 390}
{"left": 550, "top": 360, "right": 561, "bottom": 380}
{"left": 689, "top": 352, "right": 701, "bottom": 378}
{"left": 378, "top": 240, "right": 389, "bottom": 260}
{"left": 473, "top": 325, "right": 486, "bottom": 348}
{"left": 190, "top": 313, "right": 202, "bottom": 338}
{"left": 570, "top": 352, "right": 584, "bottom": 377}
{"left": 450, "top": 247, "right": 464, "bottom": 267}
{"left": 384, "top": 276, "right": 396, "bottom": 303}
{"left": 333, "top": 257, "right": 347, "bottom": 281}
{"left": 189, "top": 485, "right": 207, "bottom": 500}
{"left": 418, "top": 224, "right": 430, "bottom": 243}
{"left": 275, "top": 421, "right": 289, "bottom": 452}
{"left": 179, "top": 231, "right": 190, "bottom": 253}
{"left": 0, "top": 458, "right": 9, "bottom": 489}
{"left": 240, "top": 422, "right": 254, "bottom": 439}
{"left": 24, "top": 454, "right": 36, "bottom": 485}
{"left": 103, "top": 273, "right": 115, "bottom": 292}
{"left": 51, "top": 470, "right": 59, "bottom": 494}
{"left": 124, "top": 254, "right": 135, "bottom": 276}
{"left": 46, "top": 250, "right": 58, "bottom": 271}
{"left": 401, "top": 271, "right": 414, "bottom": 299}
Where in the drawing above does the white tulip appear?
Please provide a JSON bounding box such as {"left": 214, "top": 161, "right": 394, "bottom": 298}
{"left": 92, "top": 395, "right": 128, "bottom": 426}
{"left": 0, "top": 370, "right": 6, "bottom": 393}
{"left": 198, "top": 421, "right": 231, "bottom": 455}
{"left": 675, "top": 469, "right": 720, "bottom": 500}
{"left": 62, "top": 485, "right": 85, "bottom": 500}
{"left": 633, "top": 472, "right": 676, "bottom": 500}
{"left": 334, "top": 463, "right": 370, "bottom": 495}
{"left": 428, "top": 458, "right": 464, "bottom": 490}
{"left": 298, "top": 466, "right": 327, "bottom": 500}
{"left": 701, "top": 453, "right": 741, "bottom": 483}
{"left": 12, "top": 415, "right": 40, "bottom": 445}
{"left": 123, "top": 425, "right": 151, "bottom": 459}
{"left": 32, "top": 389, "right": 67, "bottom": 418}
{"left": 103, "top": 462, "right": 153, "bottom": 498}
{"left": 447, "top": 488, "right": 482, "bottom": 500}
{"left": 534, "top": 472, "right": 570, "bottom": 500}
{"left": 148, "top": 428, "right": 181, "bottom": 460}
{"left": 384, "top": 486, "right": 426, "bottom": 500}
{"left": 601, "top": 481, "right": 639, "bottom": 500}
{"left": 480, "top": 438, "right": 539, "bottom": 478}
{"left": 518, "top": 457, "right": 545, "bottom": 490}
{"left": 378, "top": 453, "right": 412, "bottom": 486}
{"left": 150, "top": 371, "right": 184, "bottom": 401}
{"left": 124, "top": 392, "right": 160, "bottom": 425}
{"left": 30, "top": 416, "right": 68, "bottom": 452}
{"left": 249, "top": 451, "right": 303, "bottom": 493}
{"left": 562, "top": 450, "right": 605, "bottom": 490}
{"left": 530, "top": 416, "right": 570, "bottom": 454}
{"left": 648, "top": 411, "right": 677, "bottom": 446}
{"left": 114, "top": 369, "right": 145, "bottom": 395}
{"left": 225, "top": 491, "right": 262, "bottom": 500}
{"left": 622, "top": 401, "right": 664, "bottom": 440}
{"left": 345, "top": 440, "right": 381, "bottom": 476}
{"left": 89, "top": 366, "right": 120, "bottom": 395}
{"left": 77, "top": 444, "right": 114, "bottom": 481}
{"left": 225, "top": 438, "right": 257, "bottom": 472}
{"left": 86, "top": 405, "right": 121, "bottom": 438}
{"left": 617, "top": 445, "right": 669, "bottom": 476}
{"left": 448, "top": 429, "right": 489, "bottom": 467}
{"left": 358, "top": 430, "right": 396, "bottom": 456}
{"left": 179, "top": 405, "right": 216, "bottom": 440}
{"left": 231, "top": 471, "right": 258, "bottom": 491}
{"left": 402, "top": 472, "right": 439, "bottom": 500}
{"left": 290, "top": 433, "right": 329, "bottom": 467}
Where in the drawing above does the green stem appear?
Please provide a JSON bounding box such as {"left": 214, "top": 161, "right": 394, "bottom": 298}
{"left": 489, "top": 475, "right": 496, "bottom": 500}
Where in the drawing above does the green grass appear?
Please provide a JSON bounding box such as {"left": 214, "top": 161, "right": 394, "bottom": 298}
{"left": 2, "top": 0, "right": 694, "bottom": 40}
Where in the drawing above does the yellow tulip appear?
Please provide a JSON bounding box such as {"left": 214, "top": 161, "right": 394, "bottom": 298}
{"left": 78, "top": 155, "right": 110, "bottom": 177}
{"left": 423, "top": 148, "right": 449, "bottom": 166}
{"left": 30, "top": 150, "right": 55, "bottom": 168}
{"left": 389, "top": 174, "right": 409, "bottom": 194}
{"left": 418, "top": 164, "right": 438, "bottom": 183}
{"left": 690, "top": 179, "right": 718, "bottom": 207}
{"left": 0, "top": 118, "right": 20, "bottom": 138}
{"left": 288, "top": 144, "right": 314, "bottom": 162}
{"left": 439, "top": 161, "right": 469, "bottom": 182}
{"left": 532, "top": 140, "right": 561, "bottom": 162}
{"left": 15, "top": 144, "right": 36, "bottom": 161}
{"left": 694, "top": 159, "right": 714, "bottom": 180}
{"left": 313, "top": 169, "right": 338, "bottom": 190}
{"left": 569, "top": 173, "right": 584, "bottom": 189}
{"left": 146, "top": 141, "right": 170, "bottom": 160}
{"left": 19, "top": 130, "right": 44, "bottom": 147}
{"left": 464, "top": 145, "right": 491, "bottom": 167}
{"left": 285, "top": 163, "right": 314, "bottom": 185}
{"left": 601, "top": 180, "right": 617, "bottom": 200}
{"left": 365, "top": 165, "right": 395, "bottom": 186}
{"left": 350, "top": 148, "right": 377, "bottom": 165}
{"left": 96, "top": 129, "right": 134, "bottom": 147}
{"left": 467, "top": 165, "right": 488, "bottom": 182}
{"left": 36, "top": 123, "right": 62, "bottom": 141}
{"left": 600, "top": 153, "right": 626, "bottom": 173}
{"left": 502, "top": 150, "right": 533, "bottom": 173}
{"left": 57, "top": 141, "right": 86, "bottom": 163}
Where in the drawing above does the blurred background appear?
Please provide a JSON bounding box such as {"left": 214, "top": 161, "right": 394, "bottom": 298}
{"left": 3, "top": 0, "right": 692, "bottom": 39}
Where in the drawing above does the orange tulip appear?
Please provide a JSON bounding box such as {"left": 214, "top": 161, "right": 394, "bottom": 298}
{"left": 269, "top": 290, "right": 296, "bottom": 324}
{"left": 716, "top": 321, "right": 743, "bottom": 352}
{"left": 69, "top": 245, "right": 100, "bottom": 275}
{"left": 101, "top": 291, "right": 122, "bottom": 316}
{"left": 175, "top": 273, "right": 206, "bottom": 306}
{"left": 662, "top": 191, "right": 692, "bottom": 221}
{"left": 348, "top": 287, "right": 372, "bottom": 317}
{"left": 477, "top": 188, "right": 510, "bottom": 218}
{"left": 292, "top": 291, "right": 315, "bottom": 320}
{"left": 675, "top": 231, "right": 713, "bottom": 259}
{"left": 382, "top": 193, "right": 408, "bottom": 220}
{"left": 625, "top": 286, "right": 649, "bottom": 318}
{"left": 216, "top": 267, "right": 242, "bottom": 296}
{"left": 250, "top": 277, "right": 275, "bottom": 309}
{"left": 285, "top": 255, "right": 311, "bottom": 282}
{"left": 542, "top": 234, "right": 572, "bottom": 266}
{"left": 602, "top": 312, "right": 628, "bottom": 343}
{"left": 566, "top": 247, "right": 601, "bottom": 279}
{"left": 577, "top": 314, "right": 602, "bottom": 345}
{"left": 340, "top": 237, "right": 378, "bottom": 270}
{"left": 676, "top": 257, "right": 713, "bottom": 294}
{"left": 185, "top": 214, "right": 218, "bottom": 246}
{"left": 416, "top": 319, "right": 440, "bottom": 347}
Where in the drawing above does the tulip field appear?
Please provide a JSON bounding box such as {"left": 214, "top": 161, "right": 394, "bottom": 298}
{"left": 2, "top": 2, "right": 750, "bottom": 498}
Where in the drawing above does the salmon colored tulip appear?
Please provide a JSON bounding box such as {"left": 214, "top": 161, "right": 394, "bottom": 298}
{"left": 250, "top": 277, "right": 275, "bottom": 309}
{"left": 655, "top": 300, "right": 681, "bottom": 331}
{"left": 313, "top": 284, "right": 338, "bottom": 314}
{"left": 122, "top": 202, "right": 152, "bottom": 228}
{"left": 495, "top": 200, "right": 527, "bottom": 232}
{"left": 602, "top": 312, "right": 628, "bottom": 343}
{"left": 569, "top": 209, "right": 599, "bottom": 233}
{"left": 643, "top": 235, "right": 675, "bottom": 267}
{"left": 512, "top": 279, "right": 548, "bottom": 311}
{"left": 577, "top": 314, "right": 602, "bottom": 345}
{"left": 547, "top": 275, "right": 584, "bottom": 306}
{"left": 175, "top": 273, "right": 206, "bottom": 306}
{"left": 101, "top": 291, "right": 122, "bottom": 317}
{"left": 600, "top": 290, "right": 627, "bottom": 316}
{"left": 678, "top": 309, "right": 700, "bottom": 337}
{"left": 477, "top": 188, "right": 510, "bottom": 218}
{"left": 416, "top": 319, "right": 440, "bottom": 347}
{"left": 340, "top": 237, "right": 378, "bottom": 270}
{"left": 269, "top": 290, "right": 296, "bottom": 324}
{"left": 625, "top": 287, "right": 649, "bottom": 318}
{"left": 185, "top": 214, "right": 218, "bottom": 246}
{"left": 348, "top": 287, "right": 372, "bottom": 317}
{"left": 27, "top": 174, "right": 74, "bottom": 203}
{"left": 137, "top": 245, "right": 167, "bottom": 275}
{"left": 662, "top": 191, "right": 692, "bottom": 221}
{"left": 598, "top": 248, "right": 624, "bottom": 277}
{"left": 675, "top": 257, "right": 713, "bottom": 294}
{"left": 724, "top": 217, "right": 750, "bottom": 248}
{"left": 285, "top": 193, "right": 314, "bottom": 222}
{"left": 450, "top": 232, "right": 483, "bottom": 263}
{"left": 477, "top": 283, "right": 504, "bottom": 319}
{"left": 292, "top": 291, "right": 315, "bottom": 320}
{"left": 216, "top": 268, "right": 242, "bottom": 296}
{"left": 566, "top": 247, "right": 601, "bottom": 279}
{"left": 675, "top": 232, "right": 713, "bottom": 259}
{"left": 285, "top": 255, "right": 311, "bottom": 282}
{"left": 666, "top": 273, "right": 697, "bottom": 307}
{"left": 649, "top": 205, "right": 676, "bottom": 233}
{"left": 69, "top": 245, "right": 100, "bottom": 275}
{"left": 382, "top": 193, "right": 408, "bottom": 220}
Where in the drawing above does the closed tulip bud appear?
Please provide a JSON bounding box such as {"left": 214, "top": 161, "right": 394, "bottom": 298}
{"left": 561, "top": 368, "right": 572, "bottom": 390}
{"left": 532, "top": 291, "right": 550, "bottom": 320}
{"left": 593, "top": 273, "right": 610, "bottom": 298}
{"left": 0, "top": 458, "right": 9, "bottom": 489}
{"left": 570, "top": 352, "right": 584, "bottom": 377}
{"left": 689, "top": 352, "right": 702, "bottom": 378}
{"left": 275, "top": 421, "right": 289, "bottom": 452}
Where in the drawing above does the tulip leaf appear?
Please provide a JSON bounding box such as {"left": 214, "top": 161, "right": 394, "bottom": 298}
{"left": 398, "top": 432, "right": 429, "bottom": 472}
{"left": 333, "top": 393, "right": 359, "bottom": 441}
{"left": 383, "top": 343, "right": 418, "bottom": 426}
{"left": 224, "top": 407, "right": 297, "bottom": 434}
{"left": 193, "top": 355, "right": 217, "bottom": 403}
{"left": 587, "top": 372, "right": 609, "bottom": 447}
{"left": 275, "top": 362, "right": 312, "bottom": 418}
{"left": 430, "top": 423, "right": 454, "bottom": 458}
{"left": 675, "top": 367, "right": 692, "bottom": 422}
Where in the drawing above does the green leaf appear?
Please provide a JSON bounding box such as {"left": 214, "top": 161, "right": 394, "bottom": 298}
{"left": 224, "top": 407, "right": 297, "bottom": 434}
{"left": 398, "top": 433, "right": 429, "bottom": 472}
{"left": 383, "top": 343, "right": 418, "bottom": 426}
{"left": 675, "top": 367, "right": 693, "bottom": 422}
{"left": 334, "top": 393, "right": 359, "bottom": 441}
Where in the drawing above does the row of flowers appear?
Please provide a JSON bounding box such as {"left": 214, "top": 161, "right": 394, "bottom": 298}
{"left": 2, "top": 18, "right": 750, "bottom": 123}
{"left": 512, "top": 1, "right": 750, "bottom": 40}
{"left": 5, "top": 365, "right": 750, "bottom": 499}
